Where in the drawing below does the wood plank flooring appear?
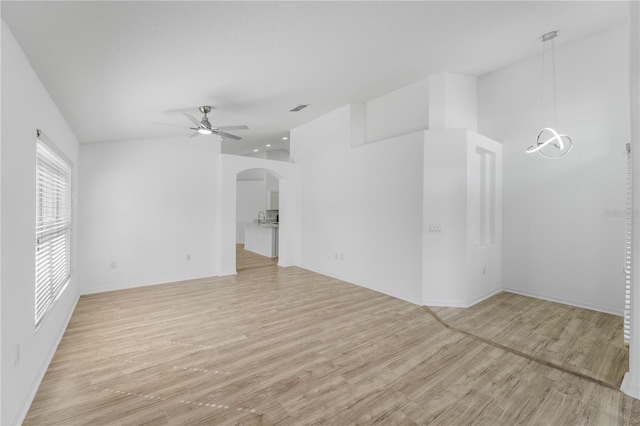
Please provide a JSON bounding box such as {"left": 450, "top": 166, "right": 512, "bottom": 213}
{"left": 24, "top": 252, "right": 640, "bottom": 425}
{"left": 236, "top": 244, "right": 278, "bottom": 272}
{"left": 432, "top": 292, "right": 629, "bottom": 389}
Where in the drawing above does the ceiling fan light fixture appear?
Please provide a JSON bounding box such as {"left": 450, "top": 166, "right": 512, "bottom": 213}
{"left": 157, "top": 106, "right": 246, "bottom": 140}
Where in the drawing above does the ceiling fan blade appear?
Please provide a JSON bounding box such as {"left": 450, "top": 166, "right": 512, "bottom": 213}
{"left": 189, "top": 131, "right": 200, "bottom": 138}
{"left": 184, "top": 113, "right": 202, "bottom": 127}
{"left": 213, "top": 130, "right": 242, "bottom": 140}
{"left": 216, "top": 125, "right": 249, "bottom": 131}
{"left": 153, "top": 121, "right": 190, "bottom": 129}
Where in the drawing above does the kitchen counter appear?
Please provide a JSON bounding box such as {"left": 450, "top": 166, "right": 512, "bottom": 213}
{"left": 244, "top": 223, "right": 279, "bottom": 258}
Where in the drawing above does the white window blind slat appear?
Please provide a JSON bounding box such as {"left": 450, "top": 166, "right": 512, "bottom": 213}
{"left": 35, "top": 131, "right": 72, "bottom": 328}
{"left": 624, "top": 143, "right": 632, "bottom": 345}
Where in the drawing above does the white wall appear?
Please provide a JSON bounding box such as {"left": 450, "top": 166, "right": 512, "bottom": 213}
{"left": 1, "top": 21, "right": 80, "bottom": 425}
{"left": 291, "top": 104, "right": 425, "bottom": 304}
{"left": 429, "top": 73, "right": 478, "bottom": 132}
{"left": 265, "top": 172, "right": 280, "bottom": 202}
{"left": 479, "top": 24, "right": 630, "bottom": 314}
{"left": 423, "top": 130, "right": 468, "bottom": 305}
{"left": 363, "top": 73, "right": 477, "bottom": 142}
{"left": 266, "top": 149, "right": 290, "bottom": 162}
{"left": 422, "top": 130, "right": 502, "bottom": 307}
{"left": 78, "top": 136, "right": 220, "bottom": 294}
{"left": 236, "top": 180, "right": 266, "bottom": 243}
{"left": 466, "top": 132, "right": 503, "bottom": 304}
{"left": 365, "top": 78, "right": 429, "bottom": 143}
{"left": 237, "top": 168, "right": 265, "bottom": 181}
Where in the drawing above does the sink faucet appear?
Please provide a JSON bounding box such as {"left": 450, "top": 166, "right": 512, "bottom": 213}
{"left": 258, "top": 211, "right": 265, "bottom": 223}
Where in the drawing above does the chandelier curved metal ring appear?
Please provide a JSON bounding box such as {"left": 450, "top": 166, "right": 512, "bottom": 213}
{"left": 526, "top": 127, "right": 573, "bottom": 159}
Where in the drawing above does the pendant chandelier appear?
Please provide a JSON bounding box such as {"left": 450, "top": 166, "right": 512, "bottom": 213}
{"left": 526, "top": 31, "right": 573, "bottom": 159}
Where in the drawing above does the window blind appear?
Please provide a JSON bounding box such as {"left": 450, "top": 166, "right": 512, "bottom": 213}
{"left": 35, "top": 130, "right": 72, "bottom": 328}
{"left": 625, "top": 142, "right": 632, "bottom": 345}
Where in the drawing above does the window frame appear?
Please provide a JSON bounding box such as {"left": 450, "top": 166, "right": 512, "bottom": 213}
{"left": 35, "top": 130, "right": 73, "bottom": 329}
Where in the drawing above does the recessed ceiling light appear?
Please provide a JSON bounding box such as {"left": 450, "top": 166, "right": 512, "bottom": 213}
{"left": 253, "top": 149, "right": 259, "bottom": 152}
{"left": 282, "top": 136, "right": 288, "bottom": 140}
{"left": 266, "top": 144, "right": 271, "bottom": 147}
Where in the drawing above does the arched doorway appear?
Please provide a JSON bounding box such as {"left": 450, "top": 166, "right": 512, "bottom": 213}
{"left": 236, "top": 168, "right": 281, "bottom": 271}
{"left": 218, "top": 154, "right": 297, "bottom": 276}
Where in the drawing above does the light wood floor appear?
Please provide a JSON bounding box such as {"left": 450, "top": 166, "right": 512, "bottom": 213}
{"left": 24, "top": 249, "right": 640, "bottom": 425}
{"left": 236, "top": 244, "right": 278, "bottom": 272}
{"left": 432, "top": 292, "right": 629, "bottom": 389}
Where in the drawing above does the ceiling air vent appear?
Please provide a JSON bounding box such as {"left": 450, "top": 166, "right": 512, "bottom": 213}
{"left": 290, "top": 104, "right": 309, "bottom": 112}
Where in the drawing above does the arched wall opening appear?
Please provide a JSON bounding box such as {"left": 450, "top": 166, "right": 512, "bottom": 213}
{"left": 218, "top": 154, "right": 298, "bottom": 275}
{"left": 236, "top": 169, "right": 280, "bottom": 271}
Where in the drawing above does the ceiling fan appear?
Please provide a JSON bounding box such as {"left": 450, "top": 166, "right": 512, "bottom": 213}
{"left": 157, "top": 106, "right": 248, "bottom": 140}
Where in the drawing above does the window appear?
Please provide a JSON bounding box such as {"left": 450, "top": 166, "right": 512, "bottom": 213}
{"left": 35, "top": 130, "right": 72, "bottom": 328}
{"left": 475, "top": 147, "right": 496, "bottom": 247}
{"left": 625, "top": 143, "right": 632, "bottom": 345}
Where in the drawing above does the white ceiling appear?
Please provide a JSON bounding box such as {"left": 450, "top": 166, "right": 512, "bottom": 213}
{"left": 1, "top": 1, "right": 628, "bottom": 156}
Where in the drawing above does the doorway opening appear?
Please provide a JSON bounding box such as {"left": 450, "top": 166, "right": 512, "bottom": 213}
{"left": 235, "top": 168, "right": 280, "bottom": 272}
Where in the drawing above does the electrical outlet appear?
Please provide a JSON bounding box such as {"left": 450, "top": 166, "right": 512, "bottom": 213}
{"left": 186, "top": 254, "right": 191, "bottom": 261}
{"left": 340, "top": 253, "right": 344, "bottom": 261}
{"left": 429, "top": 224, "right": 442, "bottom": 232}
{"left": 15, "top": 344, "right": 20, "bottom": 366}
{"left": 110, "top": 261, "right": 117, "bottom": 270}
{"left": 483, "top": 267, "right": 486, "bottom": 275}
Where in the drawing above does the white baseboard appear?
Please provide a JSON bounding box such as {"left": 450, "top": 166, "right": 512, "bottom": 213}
{"left": 502, "top": 287, "right": 622, "bottom": 317}
{"left": 422, "top": 299, "right": 469, "bottom": 308}
{"left": 12, "top": 294, "right": 80, "bottom": 425}
{"left": 423, "top": 288, "right": 502, "bottom": 308}
{"left": 621, "top": 372, "right": 640, "bottom": 400}
{"left": 297, "top": 263, "right": 424, "bottom": 306}
{"left": 466, "top": 288, "right": 503, "bottom": 307}
{"left": 82, "top": 280, "right": 159, "bottom": 295}
{"left": 81, "top": 274, "right": 222, "bottom": 295}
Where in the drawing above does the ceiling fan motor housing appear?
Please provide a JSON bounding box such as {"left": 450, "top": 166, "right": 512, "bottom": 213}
{"left": 198, "top": 106, "right": 213, "bottom": 128}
